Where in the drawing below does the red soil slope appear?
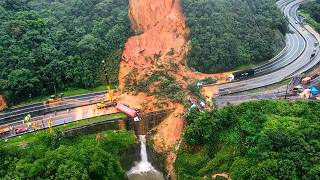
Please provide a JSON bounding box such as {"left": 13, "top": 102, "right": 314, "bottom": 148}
{"left": 0, "top": 95, "right": 7, "bottom": 111}
{"left": 118, "top": 0, "right": 230, "bottom": 178}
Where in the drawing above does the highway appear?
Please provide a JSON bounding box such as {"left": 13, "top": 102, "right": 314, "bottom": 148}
{"left": 0, "top": 91, "right": 106, "bottom": 125}
{"left": 0, "top": 0, "right": 319, "bottom": 130}
{"left": 219, "top": 0, "right": 320, "bottom": 95}
{"left": 0, "top": 104, "right": 119, "bottom": 139}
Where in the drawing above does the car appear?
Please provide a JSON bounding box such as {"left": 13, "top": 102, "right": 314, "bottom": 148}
{"left": 295, "top": 21, "right": 298, "bottom": 24}
{"left": 15, "top": 127, "right": 28, "bottom": 134}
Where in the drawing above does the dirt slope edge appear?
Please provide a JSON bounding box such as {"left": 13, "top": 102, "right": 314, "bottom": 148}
{"left": 118, "top": 0, "right": 229, "bottom": 178}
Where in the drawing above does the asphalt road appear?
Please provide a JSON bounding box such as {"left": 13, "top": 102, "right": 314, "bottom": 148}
{"left": 1, "top": 0, "right": 318, "bottom": 128}
{"left": 0, "top": 105, "right": 118, "bottom": 139}
{"left": 219, "top": 0, "right": 320, "bottom": 95}
{"left": 0, "top": 91, "right": 106, "bottom": 125}
{"left": 216, "top": 74, "right": 320, "bottom": 108}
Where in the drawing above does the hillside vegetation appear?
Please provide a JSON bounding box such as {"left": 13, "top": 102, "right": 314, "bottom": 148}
{"left": 182, "top": 0, "right": 288, "bottom": 73}
{"left": 300, "top": 0, "right": 320, "bottom": 31}
{"left": 175, "top": 100, "right": 320, "bottom": 179}
{"left": 0, "top": 0, "right": 131, "bottom": 104}
{"left": 0, "top": 130, "right": 136, "bottom": 179}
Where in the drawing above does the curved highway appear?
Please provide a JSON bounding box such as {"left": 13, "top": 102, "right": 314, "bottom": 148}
{"left": 252, "top": 0, "right": 305, "bottom": 76}
{"left": 1, "top": 0, "right": 319, "bottom": 127}
{"left": 219, "top": 0, "right": 320, "bottom": 95}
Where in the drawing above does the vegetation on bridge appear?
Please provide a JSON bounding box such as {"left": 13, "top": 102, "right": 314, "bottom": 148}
{"left": 0, "top": 0, "right": 132, "bottom": 104}
{"left": 175, "top": 100, "right": 320, "bottom": 179}
{"left": 182, "top": 0, "right": 288, "bottom": 73}
{"left": 0, "top": 130, "right": 136, "bottom": 179}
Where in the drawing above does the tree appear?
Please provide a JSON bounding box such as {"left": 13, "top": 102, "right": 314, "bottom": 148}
{"left": 182, "top": 0, "right": 287, "bottom": 73}
{"left": 0, "top": 0, "right": 132, "bottom": 104}
{"left": 56, "top": 161, "right": 89, "bottom": 180}
{"left": 176, "top": 100, "right": 320, "bottom": 179}
{"left": 5, "top": 69, "right": 39, "bottom": 102}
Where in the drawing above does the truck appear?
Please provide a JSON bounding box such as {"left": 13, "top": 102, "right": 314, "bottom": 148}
{"left": 116, "top": 103, "right": 141, "bottom": 122}
{"left": 301, "top": 74, "right": 319, "bottom": 85}
{"left": 0, "top": 125, "right": 10, "bottom": 136}
{"left": 311, "top": 74, "right": 319, "bottom": 80}
{"left": 302, "top": 77, "right": 312, "bottom": 85}
{"left": 228, "top": 69, "right": 255, "bottom": 81}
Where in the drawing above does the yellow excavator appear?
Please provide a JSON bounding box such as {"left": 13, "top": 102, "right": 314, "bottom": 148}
{"left": 96, "top": 86, "right": 114, "bottom": 109}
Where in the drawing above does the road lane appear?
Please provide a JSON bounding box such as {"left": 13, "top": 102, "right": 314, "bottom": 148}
{"left": 218, "top": 0, "right": 319, "bottom": 95}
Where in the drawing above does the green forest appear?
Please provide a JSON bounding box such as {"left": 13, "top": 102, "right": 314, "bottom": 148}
{"left": 0, "top": 130, "right": 136, "bottom": 179}
{"left": 0, "top": 0, "right": 131, "bottom": 104}
{"left": 300, "top": 0, "right": 320, "bottom": 31}
{"left": 182, "top": 0, "right": 288, "bottom": 73}
{"left": 175, "top": 100, "right": 320, "bottom": 179}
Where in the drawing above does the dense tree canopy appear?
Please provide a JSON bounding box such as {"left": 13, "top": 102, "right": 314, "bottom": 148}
{"left": 0, "top": 0, "right": 132, "bottom": 103}
{"left": 300, "top": 0, "right": 320, "bottom": 31}
{"left": 0, "top": 130, "right": 136, "bottom": 179}
{"left": 175, "top": 100, "right": 320, "bottom": 179}
{"left": 182, "top": 0, "right": 288, "bottom": 73}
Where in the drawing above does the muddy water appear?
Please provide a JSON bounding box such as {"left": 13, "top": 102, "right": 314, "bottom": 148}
{"left": 121, "top": 135, "right": 165, "bottom": 180}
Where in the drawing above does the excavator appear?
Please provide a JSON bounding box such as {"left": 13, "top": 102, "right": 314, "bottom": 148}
{"left": 96, "top": 86, "right": 114, "bottom": 109}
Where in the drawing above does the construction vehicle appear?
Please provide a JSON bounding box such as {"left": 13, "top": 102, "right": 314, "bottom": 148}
{"left": 96, "top": 85, "right": 115, "bottom": 109}
{"left": 97, "top": 102, "right": 107, "bottom": 109}
{"left": 106, "top": 86, "right": 113, "bottom": 102}
{"left": 46, "top": 93, "right": 64, "bottom": 104}
{"left": 96, "top": 100, "right": 116, "bottom": 109}
{"left": 116, "top": 103, "right": 141, "bottom": 122}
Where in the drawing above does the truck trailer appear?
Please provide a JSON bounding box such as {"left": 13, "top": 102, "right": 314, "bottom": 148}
{"left": 116, "top": 103, "right": 141, "bottom": 122}
{"left": 229, "top": 69, "right": 255, "bottom": 81}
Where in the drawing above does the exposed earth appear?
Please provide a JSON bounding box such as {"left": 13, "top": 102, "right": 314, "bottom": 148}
{"left": 0, "top": 96, "right": 7, "bottom": 111}
{"left": 118, "top": 0, "right": 230, "bottom": 178}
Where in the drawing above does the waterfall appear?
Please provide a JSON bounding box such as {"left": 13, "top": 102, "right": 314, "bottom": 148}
{"left": 139, "top": 135, "right": 149, "bottom": 163}
{"left": 127, "top": 135, "right": 164, "bottom": 180}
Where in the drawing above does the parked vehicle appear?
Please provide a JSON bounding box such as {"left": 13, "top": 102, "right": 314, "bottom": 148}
{"left": 290, "top": 85, "right": 303, "bottom": 94}
{"left": 302, "top": 77, "right": 312, "bottom": 85}
{"left": 0, "top": 125, "right": 10, "bottom": 135}
{"left": 15, "top": 127, "right": 28, "bottom": 134}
